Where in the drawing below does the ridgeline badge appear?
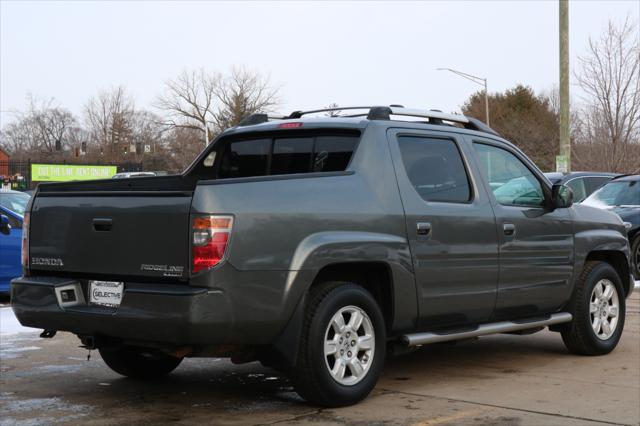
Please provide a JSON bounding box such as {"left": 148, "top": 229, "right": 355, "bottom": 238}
{"left": 140, "top": 264, "right": 184, "bottom": 277}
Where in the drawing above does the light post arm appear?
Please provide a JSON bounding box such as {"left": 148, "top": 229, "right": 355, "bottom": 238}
{"left": 437, "top": 67, "right": 490, "bottom": 126}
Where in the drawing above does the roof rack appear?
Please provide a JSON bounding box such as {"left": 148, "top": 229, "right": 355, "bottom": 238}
{"left": 237, "top": 105, "right": 500, "bottom": 136}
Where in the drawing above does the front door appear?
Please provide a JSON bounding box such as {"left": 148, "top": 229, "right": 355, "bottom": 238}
{"left": 387, "top": 129, "right": 499, "bottom": 329}
{"left": 470, "top": 139, "right": 575, "bottom": 319}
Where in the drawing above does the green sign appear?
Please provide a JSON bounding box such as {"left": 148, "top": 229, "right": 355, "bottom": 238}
{"left": 555, "top": 155, "right": 569, "bottom": 173}
{"left": 31, "top": 164, "right": 117, "bottom": 182}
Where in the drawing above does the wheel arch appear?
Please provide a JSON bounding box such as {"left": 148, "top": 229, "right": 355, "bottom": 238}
{"left": 585, "top": 250, "right": 631, "bottom": 297}
{"left": 574, "top": 228, "right": 631, "bottom": 297}
{"left": 266, "top": 231, "right": 417, "bottom": 370}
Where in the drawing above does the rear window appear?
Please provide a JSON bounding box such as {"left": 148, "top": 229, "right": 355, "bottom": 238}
{"left": 217, "top": 134, "right": 358, "bottom": 179}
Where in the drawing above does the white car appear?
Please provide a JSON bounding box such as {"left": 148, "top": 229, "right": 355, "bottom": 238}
{"left": 112, "top": 172, "right": 157, "bottom": 179}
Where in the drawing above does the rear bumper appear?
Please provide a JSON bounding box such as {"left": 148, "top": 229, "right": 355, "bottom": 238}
{"left": 10, "top": 276, "right": 234, "bottom": 345}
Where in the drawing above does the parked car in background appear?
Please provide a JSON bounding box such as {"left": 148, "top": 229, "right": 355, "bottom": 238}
{"left": 544, "top": 172, "right": 619, "bottom": 203}
{"left": 582, "top": 175, "right": 640, "bottom": 280}
{"left": 112, "top": 172, "right": 157, "bottom": 179}
{"left": 0, "top": 189, "right": 30, "bottom": 294}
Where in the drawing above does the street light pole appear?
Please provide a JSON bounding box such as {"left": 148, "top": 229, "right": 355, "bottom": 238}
{"left": 437, "top": 67, "right": 489, "bottom": 126}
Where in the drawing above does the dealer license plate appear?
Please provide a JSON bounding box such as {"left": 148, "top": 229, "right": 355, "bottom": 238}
{"left": 89, "top": 281, "right": 124, "bottom": 307}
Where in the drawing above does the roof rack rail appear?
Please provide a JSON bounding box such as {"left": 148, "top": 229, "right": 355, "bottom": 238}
{"left": 238, "top": 105, "right": 500, "bottom": 136}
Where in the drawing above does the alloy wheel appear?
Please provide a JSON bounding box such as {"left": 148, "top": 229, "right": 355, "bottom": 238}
{"left": 324, "top": 305, "right": 375, "bottom": 386}
{"left": 589, "top": 279, "right": 620, "bottom": 340}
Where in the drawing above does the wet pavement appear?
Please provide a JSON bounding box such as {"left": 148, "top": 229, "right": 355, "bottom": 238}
{"left": 1, "top": 292, "right": 639, "bottom": 426}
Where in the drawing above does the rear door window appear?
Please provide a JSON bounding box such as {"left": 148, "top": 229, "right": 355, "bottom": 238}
{"left": 397, "top": 136, "right": 472, "bottom": 203}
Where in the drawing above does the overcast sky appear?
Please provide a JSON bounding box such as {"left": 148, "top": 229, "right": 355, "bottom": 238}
{"left": 1, "top": 0, "right": 638, "bottom": 126}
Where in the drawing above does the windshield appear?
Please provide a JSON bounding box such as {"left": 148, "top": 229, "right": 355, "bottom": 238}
{"left": 0, "top": 192, "right": 31, "bottom": 216}
{"left": 582, "top": 180, "right": 640, "bottom": 208}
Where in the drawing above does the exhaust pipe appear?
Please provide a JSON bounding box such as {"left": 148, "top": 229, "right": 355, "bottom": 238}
{"left": 40, "top": 329, "right": 57, "bottom": 339}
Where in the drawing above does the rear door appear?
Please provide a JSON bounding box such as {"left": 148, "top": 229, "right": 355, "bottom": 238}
{"left": 387, "top": 129, "right": 499, "bottom": 329}
{"left": 470, "top": 138, "right": 574, "bottom": 319}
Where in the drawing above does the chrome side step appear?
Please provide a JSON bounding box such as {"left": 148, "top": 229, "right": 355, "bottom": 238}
{"left": 402, "top": 312, "right": 573, "bottom": 346}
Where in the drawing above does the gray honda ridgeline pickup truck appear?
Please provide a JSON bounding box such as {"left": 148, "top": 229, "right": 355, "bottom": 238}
{"left": 11, "top": 106, "right": 634, "bottom": 407}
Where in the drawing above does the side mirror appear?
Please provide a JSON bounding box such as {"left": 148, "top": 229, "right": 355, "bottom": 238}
{"left": 0, "top": 214, "right": 11, "bottom": 235}
{"left": 552, "top": 184, "right": 573, "bottom": 209}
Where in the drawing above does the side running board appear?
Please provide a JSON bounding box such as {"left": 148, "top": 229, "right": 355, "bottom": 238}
{"left": 402, "top": 312, "right": 572, "bottom": 346}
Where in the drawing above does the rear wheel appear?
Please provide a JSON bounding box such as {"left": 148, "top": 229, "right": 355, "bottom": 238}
{"left": 99, "top": 346, "right": 183, "bottom": 379}
{"left": 561, "top": 261, "right": 625, "bottom": 355}
{"left": 290, "top": 282, "right": 386, "bottom": 407}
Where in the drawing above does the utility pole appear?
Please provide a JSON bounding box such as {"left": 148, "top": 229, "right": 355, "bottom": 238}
{"left": 558, "top": 0, "right": 571, "bottom": 173}
{"left": 437, "top": 68, "right": 489, "bottom": 126}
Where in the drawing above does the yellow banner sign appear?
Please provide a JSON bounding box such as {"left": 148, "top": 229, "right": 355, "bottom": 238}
{"left": 31, "top": 164, "right": 117, "bottom": 182}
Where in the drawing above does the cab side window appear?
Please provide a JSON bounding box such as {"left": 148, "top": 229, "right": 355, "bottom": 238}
{"left": 397, "top": 136, "right": 471, "bottom": 203}
{"left": 473, "top": 143, "right": 545, "bottom": 207}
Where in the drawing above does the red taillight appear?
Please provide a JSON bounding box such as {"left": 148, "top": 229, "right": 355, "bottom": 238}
{"left": 278, "top": 122, "right": 303, "bottom": 129}
{"left": 21, "top": 212, "right": 30, "bottom": 269}
{"left": 192, "top": 215, "right": 233, "bottom": 273}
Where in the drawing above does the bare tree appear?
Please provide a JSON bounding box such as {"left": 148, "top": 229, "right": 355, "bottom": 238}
{"left": 165, "top": 127, "right": 207, "bottom": 171}
{"left": 212, "top": 67, "right": 279, "bottom": 133}
{"left": 574, "top": 17, "right": 640, "bottom": 172}
{"left": 325, "top": 103, "right": 342, "bottom": 117}
{"left": 0, "top": 96, "right": 76, "bottom": 159}
{"left": 156, "top": 67, "right": 279, "bottom": 147}
{"left": 85, "top": 86, "right": 135, "bottom": 162}
{"left": 155, "top": 69, "right": 220, "bottom": 146}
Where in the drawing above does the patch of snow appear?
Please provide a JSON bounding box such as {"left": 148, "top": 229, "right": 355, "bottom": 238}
{"left": 35, "top": 364, "right": 82, "bottom": 373}
{"left": 0, "top": 344, "right": 41, "bottom": 360}
{"left": 0, "top": 396, "right": 91, "bottom": 426}
{"left": 0, "top": 307, "right": 39, "bottom": 337}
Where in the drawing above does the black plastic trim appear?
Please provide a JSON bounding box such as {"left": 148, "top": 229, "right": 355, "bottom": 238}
{"left": 37, "top": 191, "right": 194, "bottom": 197}
{"left": 198, "top": 170, "right": 355, "bottom": 186}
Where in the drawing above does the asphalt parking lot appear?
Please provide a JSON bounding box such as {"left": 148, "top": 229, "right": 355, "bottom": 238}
{"left": 1, "top": 290, "right": 639, "bottom": 426}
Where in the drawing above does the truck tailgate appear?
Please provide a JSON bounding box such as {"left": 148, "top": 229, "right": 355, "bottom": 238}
{"left": 29, "top": 186, "right": 192, "bottom": 282}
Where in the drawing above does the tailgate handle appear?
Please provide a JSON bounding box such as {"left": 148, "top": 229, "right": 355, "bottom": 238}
{"left": 93, "top": 218, "right": 113, "bottom": 232}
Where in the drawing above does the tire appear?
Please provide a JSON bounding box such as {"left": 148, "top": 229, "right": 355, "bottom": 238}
{"left": 99, "top": 346, "right": 183, "bottom": 379}
{"left": 561, "top": 261, "right": 626, "bottom": 355}
{"left": 631, "top": 234, "right": 640, "bottom": 280}
{"left": 290, "top": 281, "right": 386, "bottom": 407}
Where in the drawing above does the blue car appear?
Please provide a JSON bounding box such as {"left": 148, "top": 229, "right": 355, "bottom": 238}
{"left": 0, "top": 190, "right": 31, "bottom": 294}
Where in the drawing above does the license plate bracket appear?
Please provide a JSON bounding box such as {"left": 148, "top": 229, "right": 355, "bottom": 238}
{"left": 89, "top": 281, "right": 124, "bottom": 307}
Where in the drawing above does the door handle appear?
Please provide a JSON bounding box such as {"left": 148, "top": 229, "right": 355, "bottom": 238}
{"left": 417, "top": 222, "right": 432, "bottom": 236}
{"left": 93, "top": 218, "right": 113, "bottom": 232}
{"left": 503, "top": 223, "right": 515, "bottom": 236}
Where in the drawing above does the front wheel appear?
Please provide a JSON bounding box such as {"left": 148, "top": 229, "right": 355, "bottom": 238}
{"left": 99, "top": 346, "right": 183, "bottom": 379}
{"left": 631, "top": 234, "right": 640, "bottom": 280}
{"left": 561, "top": 261, "right": 626, "bottom": 355}
{"left": 290, "top": 282, "right": 386, "bottom": 407}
